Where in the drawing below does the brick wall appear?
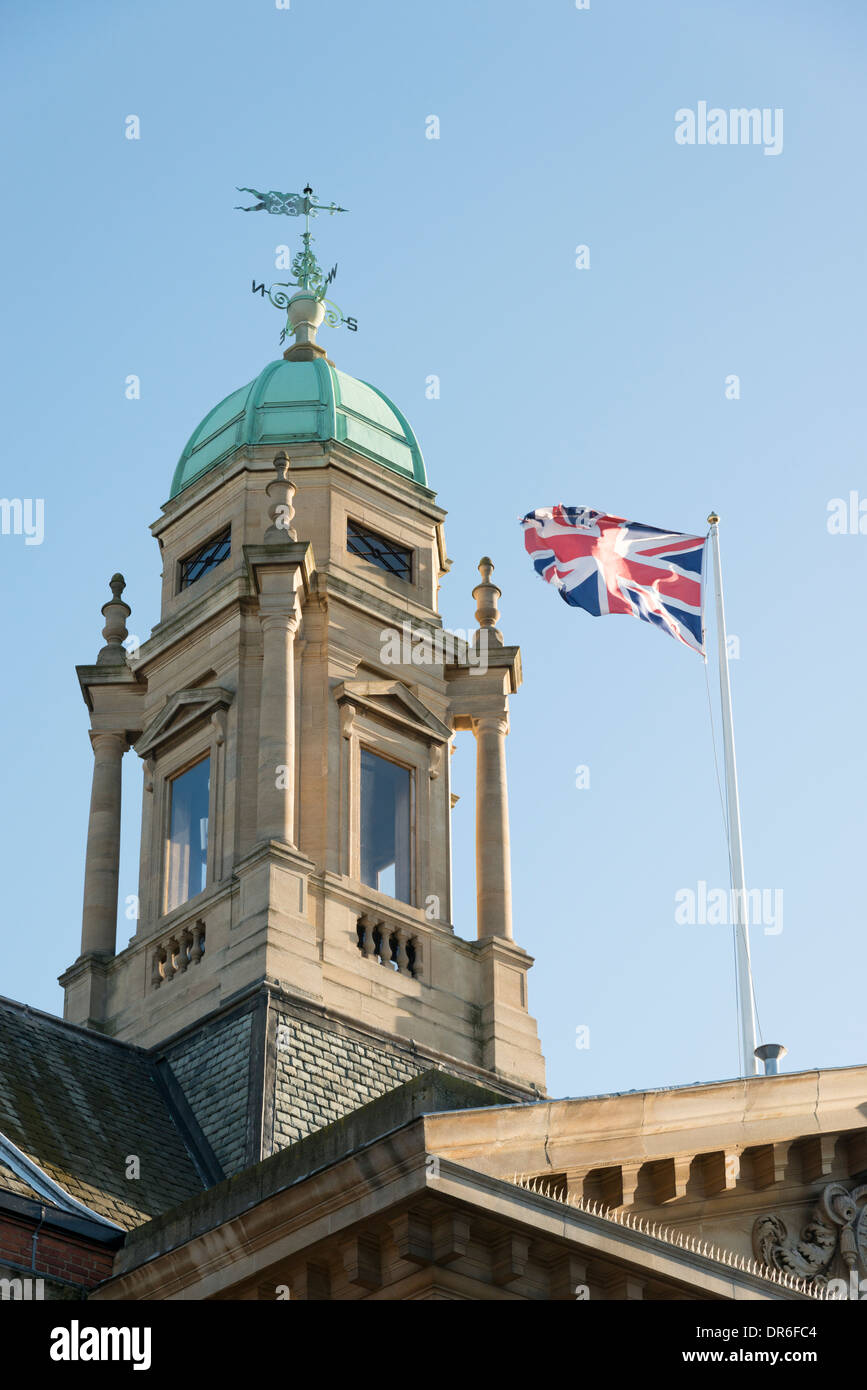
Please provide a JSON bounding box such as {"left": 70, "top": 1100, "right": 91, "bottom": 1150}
{"left": 272, "top": 1014, "right": 426, "bottom": 1150}
{"left": 165, "top": 1010, "right": 253, "bottom": 1175}
{"left": 0, "top": 1217, "right": 113, "bottom": 1296}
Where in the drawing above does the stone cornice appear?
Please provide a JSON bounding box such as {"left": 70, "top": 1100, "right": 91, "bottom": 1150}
{"left": 90, "top": 1130, "right": 812, "bottom": 1301}
{"left": 422, "top": 1066, "right": 867, "bottom": 1173}
{"left": 76, "top": 662, "right": 147, "bottom": 716}
{"left": 133, "top": 571, "right": 250, "bottom": 673}
{"left": 314, "top": 568, "right": 450, "bottom": 637}
{"left": 152, "top": 440, "right": 445, "bottom": 537}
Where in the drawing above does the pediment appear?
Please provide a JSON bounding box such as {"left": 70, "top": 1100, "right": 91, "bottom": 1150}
{"left": 134, "top": 686, "right": 234, "bottom": 759}
{"left": 336, "top": 679, "right": 451, "bottom": 745}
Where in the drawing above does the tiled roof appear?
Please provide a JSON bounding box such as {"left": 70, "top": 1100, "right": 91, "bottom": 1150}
{"left": 0, "top": 1158, "right": 41, "bottom": 1201}
{"left": 0, "top": 997, "right": 205, "bottom": 1229}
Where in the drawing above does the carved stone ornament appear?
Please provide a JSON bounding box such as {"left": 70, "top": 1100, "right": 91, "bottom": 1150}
{"left": 340, "top": 703, "right": 356, "bottom": 740}
{"left": 753, "top": 1182, "right": 867, "bottom": 1281}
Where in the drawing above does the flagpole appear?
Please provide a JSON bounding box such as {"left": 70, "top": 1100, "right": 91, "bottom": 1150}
{"left": 707, "top": 513, "right": 759, "bottom": 1077}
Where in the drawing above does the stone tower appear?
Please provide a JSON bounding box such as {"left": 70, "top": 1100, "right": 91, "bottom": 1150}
{"left": 60, "top": 266, "right": 545, "bottom": 1173}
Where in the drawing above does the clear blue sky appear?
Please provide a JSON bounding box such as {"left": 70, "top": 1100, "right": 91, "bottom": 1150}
{"left": 1, "top": 0, "right": 865, "bottom": 1100}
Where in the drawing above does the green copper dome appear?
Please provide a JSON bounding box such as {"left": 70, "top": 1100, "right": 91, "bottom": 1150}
{"left": 170, "top": 358, "right": 426, "bottom": 499}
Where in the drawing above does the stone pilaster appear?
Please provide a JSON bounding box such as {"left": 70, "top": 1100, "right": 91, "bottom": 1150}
{"left": 245, "top": 540, "right": 314, "bottom": 849}
{"left": 256, "top": 598, "right": 301, "bottom": 846}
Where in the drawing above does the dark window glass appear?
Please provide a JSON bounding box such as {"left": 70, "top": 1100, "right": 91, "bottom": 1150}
{"left": 166, "top": 757, "right": 210, "bottom": 911}
{"left": 347, "top": 520, "right": 412, "bottom": 581}
{"left": 360, "top": 749, "right": 412, "bottom": 903}
{"left": 180, "top": 527, "right": 231, "bottom": 589}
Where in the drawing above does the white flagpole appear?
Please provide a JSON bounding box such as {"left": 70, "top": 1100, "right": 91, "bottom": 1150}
{"left": 707, "top": 513, "right": 759, "bottom": 1076}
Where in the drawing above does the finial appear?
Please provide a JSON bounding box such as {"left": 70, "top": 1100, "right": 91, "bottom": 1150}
{"left": 235, "top": 183, "right": 355, "bottom": 359}
{"left": 472, "top": 556, "right": 504, "bottom": 647}
{"left": 97, "top": 573, "right": 131, "bottom": 665}
{"left": 707, "top": 511, "right": 720, "bottom": 526}
{"left": 264, "top": 451, "right": 297, "bottom": 542}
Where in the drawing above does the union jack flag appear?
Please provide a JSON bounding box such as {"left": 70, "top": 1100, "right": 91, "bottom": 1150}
{"left": 520, "top": 506, "right": 707, "bottom": 654}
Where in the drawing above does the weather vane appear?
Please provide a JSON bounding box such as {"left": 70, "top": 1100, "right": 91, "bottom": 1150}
{"left": 236, "top": 184, "right": 357, "bottom": 343}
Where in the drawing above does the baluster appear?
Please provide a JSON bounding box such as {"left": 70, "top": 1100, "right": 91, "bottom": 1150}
{"left": 358, "top": 915, "right": 376, "bottom": 959}
{"left": 395, "top": 929, "right": 410, "bottom": 976}
{"left": 152, "top": 948, "right": 164, "bottom": 990}
{"left": 407, "top": 937, "right": 419, "bottom": 980}
{"left": 165, "top": 938, "right": 179, "bottom": 983}
{"left": 378, "top": 925, "right": 393, "bottom": 969}
{"left": 175, "top": 930, "right": 190, "bottom": 974}
{"left": 190, "top": 921, "right": 205, "bottom": 964}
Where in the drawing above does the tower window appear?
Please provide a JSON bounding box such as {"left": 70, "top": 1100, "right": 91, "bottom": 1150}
{"left": 347, "top": 520, "right": 412, "bottom": 581}
{"left": 360, "top": 749, "right": 412, "bottom": 903}
{"left": 165, "top": 756, "right": 210, "bottom": 912}
{"left": 179, "top": 526, "right": 231, "bottom": 589}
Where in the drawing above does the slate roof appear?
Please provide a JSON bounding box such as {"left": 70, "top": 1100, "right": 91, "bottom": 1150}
{"left": 0, "top": 1158, "right": 40, "bottom": 1201}
{"left": 0, "top": 997, "right": 206, "bottom": 1229}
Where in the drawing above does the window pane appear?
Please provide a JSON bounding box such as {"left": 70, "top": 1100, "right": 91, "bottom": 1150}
{"left": 360, "top": 749, "right": 411, "bottom": 903}
{"left": 180, "top": 527, "right": 231, "bottom": 589}
{"left": 166, "top": 757, "right": 210, "bottom": 912}
{"left": 347, "top": 520, "right": 412, "bottom": 581}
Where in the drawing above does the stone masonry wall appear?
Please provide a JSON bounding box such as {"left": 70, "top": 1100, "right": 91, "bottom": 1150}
{"left": 165, "top": 1010, "right": 252, "bottom": 1176}
{"left": 272, "top": 1013, "right": 426, "bottom": 1151}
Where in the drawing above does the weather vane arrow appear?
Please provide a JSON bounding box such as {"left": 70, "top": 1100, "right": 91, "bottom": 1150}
{"left": 236, "top": 183, "right": 357, "bottom": 348}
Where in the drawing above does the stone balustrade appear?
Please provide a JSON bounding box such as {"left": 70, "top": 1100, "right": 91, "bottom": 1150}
{"left": 356, "top": 914, "right": 420, "bottom": 979}
{"left": 151, "top": 920, "right": 206, "bottom": 989}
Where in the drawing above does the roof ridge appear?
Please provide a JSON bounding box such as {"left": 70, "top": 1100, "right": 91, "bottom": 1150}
{"left": 0, "top": 994, "right": 148, "bottom": 1054}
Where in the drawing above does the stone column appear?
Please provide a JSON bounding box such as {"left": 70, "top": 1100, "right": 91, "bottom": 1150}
{"left": 473, "top": 713, "right": 513, "bottom": 940}
{"left": 80, "top": 730, "right": 127, "bottom": 956}
{"left": 257, "top": 593, "right": 301, "bottom": 845}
